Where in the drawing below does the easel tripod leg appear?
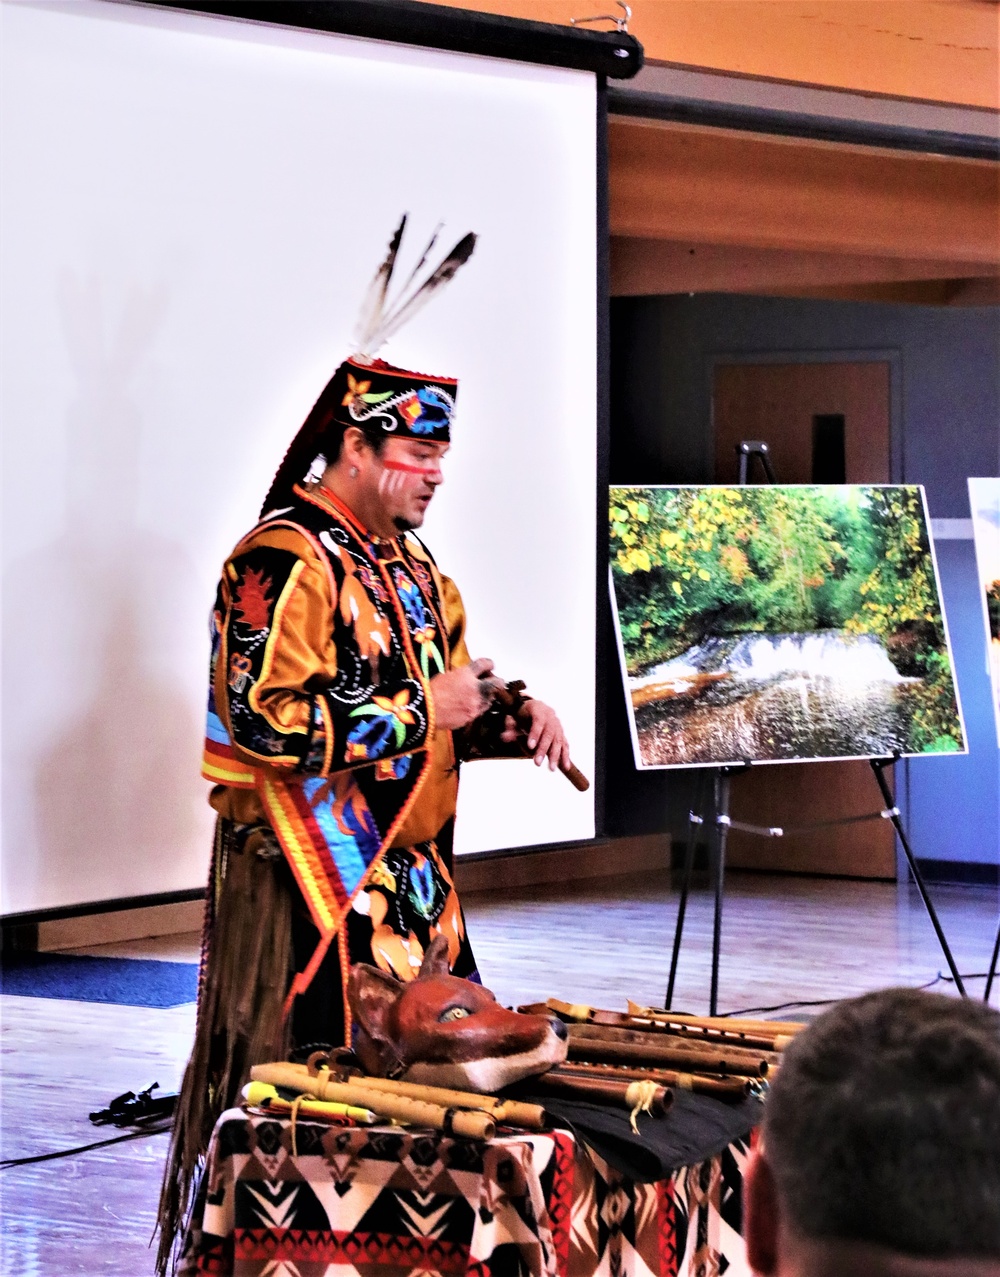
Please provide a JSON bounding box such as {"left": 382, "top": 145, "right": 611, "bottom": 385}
{"left": 984, "top": 914, "right": 1000, "bottom": 1005}
{"left": 870, "top": 759, "right": 966, "bottom": 998}
{"left": 666, "top": 793, "right": 701, "bottom": 1009}
{"left": 710, "top": 771, "right": 732, "bottom": 1018}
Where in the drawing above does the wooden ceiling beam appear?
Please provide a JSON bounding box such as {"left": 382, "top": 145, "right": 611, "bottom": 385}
{"left": 611, "top": 237, "right": 999, "bottom": 297}
{"left": 609, "top": 118, "right": 1000, "bottom": 267}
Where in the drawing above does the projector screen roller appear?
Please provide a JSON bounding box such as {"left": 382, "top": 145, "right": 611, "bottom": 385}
{"left": 1, "top": 0, "right": 597, "bottom": 914}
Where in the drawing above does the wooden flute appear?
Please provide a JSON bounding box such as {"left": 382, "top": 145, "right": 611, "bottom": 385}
{"left": 566, "top": 1022, "right": 778, "bottom": 1068}
{"left": 530, "top": 999, "right": 801, "bottom": 1052}
{"left": 320, "top": 1069, "right": 547, "bottom": 1130}
{"left": 555, "top": 1060, "right": 752, "bottom": 1098}
{"left": 626, "top": 1001, "right": 806, "bottom": 1044}
{"left": 588, "top": 1012, "right": 785, "bottom": 1053}
{"left": 567, "top": 1034, "right": 771, "bottom": 1078}
{"left": 249, "top": 1063, "right": 497, "bottom": 1139}
{"left": 525, "top": 1071, "right": 673, "bottom": 1116}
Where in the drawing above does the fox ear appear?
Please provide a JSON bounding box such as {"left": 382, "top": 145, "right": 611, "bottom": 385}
{"left": 347, "top": 963, "right": 401, "bottom": 1051}
{"left": 417, "top": 932, "right": 451, "bottom": 980}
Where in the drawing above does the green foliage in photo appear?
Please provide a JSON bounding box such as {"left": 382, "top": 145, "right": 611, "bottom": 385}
{"left": 988, "top": 580, "right": 1000, "bottom": 642}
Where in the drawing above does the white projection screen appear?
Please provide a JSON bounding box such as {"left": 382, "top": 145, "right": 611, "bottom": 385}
{"left": 1, "top": 0, "right": 598, "bottom": 914}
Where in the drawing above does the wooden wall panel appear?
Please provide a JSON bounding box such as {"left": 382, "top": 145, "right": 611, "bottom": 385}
{"left": 712, "top": 360, "right": 896, "bottom": 878}
{"left": 713, "top": 361, "right": 891, "bottom": 485}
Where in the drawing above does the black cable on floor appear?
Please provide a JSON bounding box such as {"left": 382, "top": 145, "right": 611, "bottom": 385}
{"left": 723, "top": 973, "right": 992, "bottom": 1018}
{"left": 0, "top": 1121, "right": 172, "bottom": 1169}
{"left": 721, "top": 996, "right": 841, "bottom": 1017}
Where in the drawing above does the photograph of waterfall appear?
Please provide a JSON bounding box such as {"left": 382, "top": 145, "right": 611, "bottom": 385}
{"left": 609, "top": 485, "right": 965, "bottom": 769}
{"left": 969, "top": 477, "right": 1000, "bottom": 747}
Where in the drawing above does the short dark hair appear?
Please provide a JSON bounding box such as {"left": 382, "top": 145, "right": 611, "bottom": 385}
{"left": 320, "top": 420, "right": 388, "bottom": 464}
{"left": 259, "top": 378, "right": 387, "bottom": 518}
{"left": 763, "top": 987, "right": 1000, "bottom": 1259}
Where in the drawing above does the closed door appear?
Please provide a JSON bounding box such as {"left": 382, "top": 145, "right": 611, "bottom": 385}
{"left": 713, "top": 360, "right": 895, "bottom": 878}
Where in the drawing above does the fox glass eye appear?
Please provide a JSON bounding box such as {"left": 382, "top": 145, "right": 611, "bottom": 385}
{"left": 439, "top": 1006, "right": 471, "bottom": 1022}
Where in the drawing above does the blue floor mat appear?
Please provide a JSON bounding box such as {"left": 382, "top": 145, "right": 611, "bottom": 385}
{"left": 0, "top": 953, "right": 198, "bottom": 1008}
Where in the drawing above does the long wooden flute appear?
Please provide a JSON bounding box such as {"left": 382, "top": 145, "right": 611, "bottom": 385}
{"left": 556, "top": 1060, "right": 752, "bottom": 1099}
{"left": 539, "top": 998, "right": 802, "bottom": 1042}
{"left": 259, "top": 1061, "right": 546, "bottom": 1130}
{"left": 525, "top": 1072, "right": 672, "bottom": 1116}
{"left": 566, "top": 1023, "right": 778, "bottom": 1071}
{"left": 626, "top": 1001, "right": 806, "bottom": 1043}
{"left": 585, "top": 1011, "right": 786, "bottom": 1052}
{"left": 249, "top": 1064, "right": 496, "bottom": 1139}
{"left": 320, "top": 1068, "right": 546, "bottom": 1130}
{"left": 567, "top": 1034, "right": 771, "bottom": 1078}
{"left": 522, "top": 1001, "right": 785, "bottom": 1052}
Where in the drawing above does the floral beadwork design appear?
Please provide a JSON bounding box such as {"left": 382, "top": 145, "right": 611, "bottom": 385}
{"left": 346, "top": 690, "right": 417, "bottom": 762}
{"left": 341, "top": 373, "right": 394, "bottom": 414}
{"left": 393, "top": 567, "right": 444, "bottom": 678}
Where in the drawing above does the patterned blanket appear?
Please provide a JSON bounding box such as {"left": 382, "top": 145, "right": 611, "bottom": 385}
{"left": 179, "top": 1109, "right": 751, "bottom": 1276}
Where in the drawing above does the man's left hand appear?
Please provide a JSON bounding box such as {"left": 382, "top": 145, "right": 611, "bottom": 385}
{"left": 501, "top": 701, "right": 570, "bottom": 772}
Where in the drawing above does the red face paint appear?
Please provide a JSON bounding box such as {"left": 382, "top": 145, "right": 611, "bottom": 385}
{"left": 380, "top": 460, "right": 441, "bottom": 476}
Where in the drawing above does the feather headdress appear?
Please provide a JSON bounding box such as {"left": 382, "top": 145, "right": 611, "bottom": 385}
{"left": 352, "top": 214, "right": 476, "bottom": 363}
{"left": 259, "top": 215, "right": 476, "bottom": 517}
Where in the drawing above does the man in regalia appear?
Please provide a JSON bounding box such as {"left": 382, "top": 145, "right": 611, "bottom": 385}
{"left": 157, "top": 220, "right": 572, "bottom": 1268}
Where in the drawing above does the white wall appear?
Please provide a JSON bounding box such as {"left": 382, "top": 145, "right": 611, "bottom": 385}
{"left": 1, "top": 0, "right": 597, "bottom": 913}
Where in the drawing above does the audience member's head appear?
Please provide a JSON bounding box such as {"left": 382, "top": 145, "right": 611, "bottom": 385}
{"left": 745, "top": 988, "right": 1000, "bottom": 1277}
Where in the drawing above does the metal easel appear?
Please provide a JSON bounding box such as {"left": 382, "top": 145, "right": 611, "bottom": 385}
{"left": 983, "top": 915, "right": 1000, "bottom": 1005}
{"left": 663, "top": 442, "right": 968, "bottom": 1012}
{"left": 665, "top": 442, "right": 773, "bottom": 1015}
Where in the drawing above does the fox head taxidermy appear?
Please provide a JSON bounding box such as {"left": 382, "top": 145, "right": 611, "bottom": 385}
{"left": 347, "top": 934, "right": 568, "bottom": 1092}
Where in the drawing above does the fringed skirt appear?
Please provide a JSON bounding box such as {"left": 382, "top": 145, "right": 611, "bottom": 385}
{"left": 155, "top": 816, "right": 477, "bottom": 1274}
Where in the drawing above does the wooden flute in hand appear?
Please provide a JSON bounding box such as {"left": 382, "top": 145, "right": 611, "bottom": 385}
{"left": 466, "top": 677, "right": 590, "bottom": 791}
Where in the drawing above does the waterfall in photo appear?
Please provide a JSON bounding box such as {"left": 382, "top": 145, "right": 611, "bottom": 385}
{"left": 630, "top": 630, "right": 922, "bottom": 767}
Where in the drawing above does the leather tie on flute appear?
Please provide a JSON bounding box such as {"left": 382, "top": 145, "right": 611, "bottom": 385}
{"left": 566, "top": 1023, "right": 779, "bottom": 1072}
{"left": 556, "top": 1060, "right": 752, "bottom": 1098}
{"left": 567, "top": 1034, "right": 771, "bottom": 1078}
{"left": 249, "top": 1064, "right": 495, "bottom": 1139}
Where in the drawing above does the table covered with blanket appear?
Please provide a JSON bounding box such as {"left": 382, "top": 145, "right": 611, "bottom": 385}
{"left": 178, "top": 1102, "right": 755, "bottom": 1277}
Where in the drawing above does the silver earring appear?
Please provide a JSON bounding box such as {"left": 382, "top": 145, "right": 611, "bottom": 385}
{"left": 349, "top": 465, "right": 359, "bottom": 478}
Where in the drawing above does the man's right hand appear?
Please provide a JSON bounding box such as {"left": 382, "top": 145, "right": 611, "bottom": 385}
{"left": 429, "top": 657, "right": 500, "bottom": 730}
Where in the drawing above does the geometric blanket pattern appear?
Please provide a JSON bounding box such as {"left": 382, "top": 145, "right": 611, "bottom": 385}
{"left": 178, "top": 1109, "right": 752, "bottom": 1276}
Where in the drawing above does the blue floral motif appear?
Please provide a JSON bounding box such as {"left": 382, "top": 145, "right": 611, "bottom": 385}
{"left": 394, "top": 569, "right": 428, "bottom": 630}
{"left": 408, "top": 856, "right": 441, "bottom": 920}
{"left": 411, "top": 387, "right": 451, "bottom": 435}
{"left": 345, "top": 714, "right": 395, "bottom": 761}
{"left": 389, "top": 754, "right": 412, "bottom": 779}
{"left": 341, "top": 792, "right": 381, "bottom": 860}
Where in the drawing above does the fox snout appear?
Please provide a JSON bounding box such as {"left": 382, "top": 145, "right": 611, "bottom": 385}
{"left": 347, "top": 934, "right": 568, "bottom": 1093}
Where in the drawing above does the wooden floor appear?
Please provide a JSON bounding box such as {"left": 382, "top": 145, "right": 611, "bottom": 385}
{"left": 2, "top": 870, "right": 997, "bottom": 1275}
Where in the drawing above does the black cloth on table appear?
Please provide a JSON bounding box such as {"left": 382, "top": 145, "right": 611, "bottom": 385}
{"left": 513, "top": 1087, "right": 763, "bottom": 1182}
